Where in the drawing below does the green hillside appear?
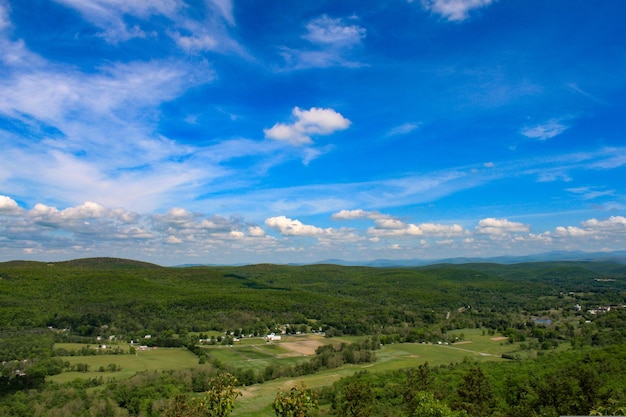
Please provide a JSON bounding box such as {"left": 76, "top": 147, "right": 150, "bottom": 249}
{"left": 1, "top": 258, "right": 625, "bottom": 416}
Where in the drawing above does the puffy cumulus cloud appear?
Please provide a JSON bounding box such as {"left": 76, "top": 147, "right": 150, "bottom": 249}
{"left": 420, "top": 0, "right": 495, "bottom": 22}
{"left": 264, "top": 107, "right": 351, "bottom": 146}
{"left": 29, "top": 201, "right": 128, "bottom": 226}
{"left": 0, "top": 197, "right": 279, "bottom": 264}
{"left": 369, "top": 222, "right": 423, "bottom": 237}
{"left": 0, "top": 195, "right": 21, "bottom": 214}
{"left": 166, "top": 235, "right": 183, "bottom": 244}
{"left": 170, "top": 32, "right": 218, "bottom": 53}
{"left": 374, "top": 218, "right": 409, "bottom": 230}
{"left": 334, "top": 209, "right": 466, "bottom": 239}
{"left": 520, "top": 119, "right": 569, "bottom": 141}
{"left": 420, "top": 223, "right": 465, "bottom": 236}
{"left": 19, "top": 202, "right": 142, "bottom": 241}
{"left": 553, "top": 226, "right": 589, "bottom": 237}
{"left": 303, "top": 15, "right": 366, "bottom": 47}
{"left": 550, "top": 216, "right": 626, "bottom": 243}
{"left": 331, "top": 209, "right": 386, "bottom": 220}
{"left": 248, "top": 226, "right": 266, "bottom": 237}
{"left": 152, "top": 210, "right": 242, "bottom": 238}
{"left": 475, "top": 218, "right": 529, "bottom": 236}
{"left": 369, "top": 218, "right": 465, "bottom": 238}
{"left": 265, "top": 216, "right": 327, "bottom": 237}
{"left": 582, "top": 216, "right": 626, "bottom": 231}
{"left": 115, "top": 226, "right": 154, "bottom": 239}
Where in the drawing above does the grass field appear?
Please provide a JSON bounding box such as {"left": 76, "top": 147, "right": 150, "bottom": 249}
{"left": 48, "top": 347, "right": 200, "bottom": 383}
{"left": 49, "top": 330, "right": 521, "bottom": 415}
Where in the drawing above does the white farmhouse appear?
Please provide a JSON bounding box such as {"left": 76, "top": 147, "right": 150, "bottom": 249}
{"left": 265, "top": 333, "right": 282, "bottom": 342}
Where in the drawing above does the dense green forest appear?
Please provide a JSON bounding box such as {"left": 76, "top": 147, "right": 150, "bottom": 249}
{"left": 0, "top": 258, "right": 625, "bottom": 416}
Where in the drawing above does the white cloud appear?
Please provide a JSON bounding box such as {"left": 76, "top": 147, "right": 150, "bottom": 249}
{"left": 331, "top": 209, "right": 387, "bottom": 220}
{"left": 420, "top": 223, "right": 465, "bottom": 236}
{"left": 265, "top": 216, "right": 327, "bottom": 237}
{"left": 0, "top": 195, "right": 21, "bottom": 214}
{"left": 369, "top": 223, "right": 423, "bottom": 237}
{"left": 248, "top": 226, "right": 266, "bottom": 237}
{"left": 475, "top": 218, "right": 529, "bottom": 236}
{"left": 0, "top": 1, "right": 10, "bottom": 32}
{"left": 264, "top": 107, "right": 351, "bottom": 146}
{"left": 553, "top": 226, "right": 589, "bottom": 237}
{"left": 387, "top": 122, "right": 421, "bottom": 137}
{"left": 166, "top": 235, "right": 183, "bottom": 244}
{"left": 56, "top": 0, "right": 182, "bottom": 43}
{"left": 567, "top": 186, "right": 615, "bottom": 200}
{"left": 53, "top": 0, "right": 182, "bottom": 43}
{"left": 2, "top": 195, "right": 626, "bottom": 265}
{"left": 421, "top": 0, "right": 495, "bottom": 21}
{"left": 521, "top": 119, "right": 568, "bottom": 141}
{"left": 279, "top": 15, "right": 366, "bottom": 69}
{"left": 171, "top": 33, "right": 218, "bottom": 53}
{"left": 366, "top": 214, "right": 466, "bottom": 238}
{"left": 209, "top": 0, "right": 235, "bottom": 25}
{"left": 581, "top": 216, "right": 626, "bottom": 231}
{"left": 303, "top": 15, "right": 366, "bottom": 47}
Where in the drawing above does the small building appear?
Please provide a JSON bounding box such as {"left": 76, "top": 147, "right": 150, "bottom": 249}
{"left": 265, "top": 333, "right": 282, "bottom": 342}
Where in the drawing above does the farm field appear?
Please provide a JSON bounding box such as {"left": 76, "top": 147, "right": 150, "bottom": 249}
{"left": 48, "top": 347, "right": 200, "bottom": 383}
{"left": 231, "top": 330, "right": 517, "bottom": 416}
{"left": 3, "top": 258, "right": 625, "bottom": 416}
{"left": 47, "top": 329, "right": 517, "bottom": 412}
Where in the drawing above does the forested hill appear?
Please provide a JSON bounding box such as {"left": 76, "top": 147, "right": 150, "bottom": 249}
{"left": 1, "top": 257, "right": 161, "bottom": 269}
{"left": 0, "top": 257, "right": 625, "bottom": 338}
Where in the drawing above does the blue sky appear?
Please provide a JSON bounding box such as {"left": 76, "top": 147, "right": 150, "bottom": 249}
{"left": 0, "top": 0, "right": 625, "bottom": 265}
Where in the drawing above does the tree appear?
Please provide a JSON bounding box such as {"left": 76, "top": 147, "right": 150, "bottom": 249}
{"left": 161, "top": 373, "right": 241, "bottom": 417}
{"left": 405, "top": 363, "right": 436, "bottom": 414}
{"left": 410, "top": 391, "right": 460, "bottom": 417}
{"left": 272, "top": 384, "right": 319, "bottom": 417}
{"left": 456, "top": 367, "right": 493, "bottom": 417}
{"left": 337, "top": 379, "right": 374, "bottom": 417}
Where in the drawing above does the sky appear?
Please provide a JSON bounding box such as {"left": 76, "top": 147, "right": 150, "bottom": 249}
{"left": 0, "top": 0, "right": 625, "bottom": 266}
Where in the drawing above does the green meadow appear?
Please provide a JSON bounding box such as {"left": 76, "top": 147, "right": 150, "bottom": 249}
{"left": 49, "top": 329, "right": 519, "bottom": 415}
{"left": 49, "top": 347, "right": 200, "bottom": 383}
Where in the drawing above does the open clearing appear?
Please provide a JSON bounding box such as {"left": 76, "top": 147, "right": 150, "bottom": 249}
{"left": 48, "top": 329, "right": 519, "bottom": 416}
{"left": 278, "top": 339, "right": 326, "bottom": 356}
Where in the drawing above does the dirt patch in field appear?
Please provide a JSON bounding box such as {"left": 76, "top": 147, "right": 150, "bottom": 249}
{"left": 490, "top": 336, "right": 508, "bottom": 341}
{"left": 279, "top": 340, "right": 327, "bottom": 356}
{"left": 452, "top": 340, "right": 473, "bottom": 345}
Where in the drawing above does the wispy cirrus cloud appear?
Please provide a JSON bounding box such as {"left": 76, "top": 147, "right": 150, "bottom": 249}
{"left": 420, "top": 0, "right": 496, "bottom": 21}
{"left": 387, "top": 122, "right": 421, "bottom": 137}
{"left": 520, "top": 119, "right": 569, "bottom": 141}
{"left": 53, "top": 0, "right": 182, "bottom": 43}
{"left": 303, "top": 15, "right": 366, "bottom": 47}
{"left": 280, "top": 15, "right": 366, "bottom": 69}
{"left": 567, "top": 186, "right": 615, "bottom": 200}
{"left": 53, "top": 0, "right": 245, "bottom": 55}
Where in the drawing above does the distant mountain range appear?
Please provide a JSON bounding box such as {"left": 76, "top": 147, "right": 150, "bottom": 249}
{"left": 311, "top": 250, "right": 626, "bottom": 268}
